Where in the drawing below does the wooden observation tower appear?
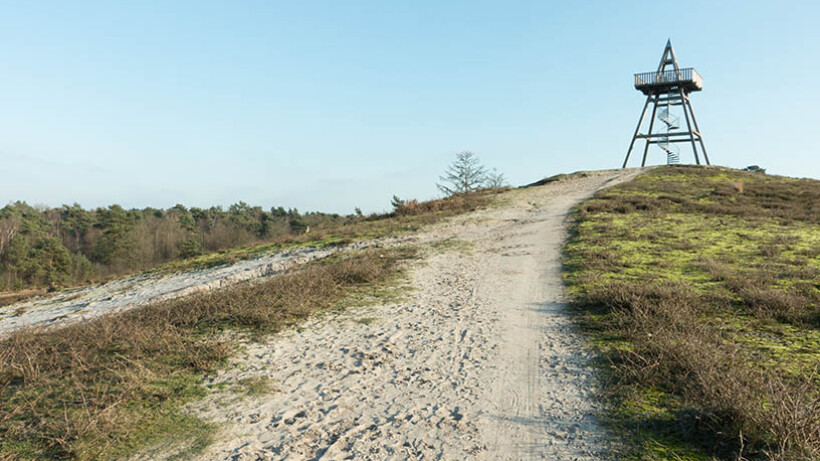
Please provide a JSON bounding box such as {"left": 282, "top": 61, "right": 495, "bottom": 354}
{"left": 623, "top": 40, "right": 710, "bottom": 167}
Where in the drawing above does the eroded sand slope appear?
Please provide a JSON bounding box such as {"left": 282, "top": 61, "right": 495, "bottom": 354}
{"left": 0, "top": 240, "right": 409, "bottom": 338}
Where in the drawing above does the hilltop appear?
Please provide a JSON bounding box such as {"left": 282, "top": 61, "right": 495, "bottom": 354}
{"left": 565, "top": 165, "right": 820, "bottom": 460}
{"left": 0, "top": 166, "right": 818, "bottom": 460}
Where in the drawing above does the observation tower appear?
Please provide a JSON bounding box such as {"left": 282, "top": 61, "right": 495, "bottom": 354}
{"left": 623, "top": 40, "right": 710, "bottom": 167}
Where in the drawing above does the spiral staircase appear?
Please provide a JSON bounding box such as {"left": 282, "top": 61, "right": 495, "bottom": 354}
{"left": 657, "top": 106, "right": 680, "bottom": 164}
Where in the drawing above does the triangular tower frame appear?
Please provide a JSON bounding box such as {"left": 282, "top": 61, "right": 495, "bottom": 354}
{"left": 623, "top": 40, "right": 710, "bottom": 167}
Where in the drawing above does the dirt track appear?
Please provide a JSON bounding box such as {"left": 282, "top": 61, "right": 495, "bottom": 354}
{"left": 176, "top": 169, "right": 643, "bottom": 460}
{"left": 4, "top": 169, "right": 644, "bottom": 459}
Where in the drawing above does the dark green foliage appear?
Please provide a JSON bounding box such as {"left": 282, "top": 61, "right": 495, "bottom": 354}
{"left": 177, "top": 239, "right": 202, "bottom": 259}
{"left": 288, "top": 216, "right": 308, "bottom": 234}
{"left": 92, "top": 205, "right": 136, "bottom": 267}
{"left": 173, "top": 204, "right": 197, "bottom": 231}
{"left": 0, "top": 201, "right": 359, "bottom": 291}
{"left": 743, "top": 165, "right": 767, "bottom": 174}
{"left": 390, "top": 195, "right": 405, "bottom": 210}
{"left": 0, "top": 188, "right": 502, "bottom": 292}
{"left": 3, "top": 236, "right": 75, "bottom": 288}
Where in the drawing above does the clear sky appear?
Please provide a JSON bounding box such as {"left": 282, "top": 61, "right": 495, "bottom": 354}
{"left": 1, "top": 1, "right": 818, "bottom": 214}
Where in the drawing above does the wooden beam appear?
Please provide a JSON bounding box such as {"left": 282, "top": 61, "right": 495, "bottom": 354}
{"left": 637, "top": 132, "right": 701, "bottom": 139}
{"left": 684, "top": 95, "right": 710, "bottom": 165}
{"left": 679, "top": 89, "right": 701, "bottom": 165}
{"left": 623, "top": 94, "right": 652, "bottom": 168}
{"left": 641, "top": 95, "right": 660, "bottom": 167}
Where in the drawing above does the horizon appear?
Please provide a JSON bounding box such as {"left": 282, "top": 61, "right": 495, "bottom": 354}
{"left": 0, "top": 164, "right": 801, "bottom": 216}
{"left": 2, "top": 1, "right": 818, "bottom": 214}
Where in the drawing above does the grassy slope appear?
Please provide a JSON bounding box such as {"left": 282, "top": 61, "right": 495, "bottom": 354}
{"left": 0, "top": 191, "right": 503, "bottom": 460}
{"left": 564, "top": 165, "right": 820, "bottom": 460}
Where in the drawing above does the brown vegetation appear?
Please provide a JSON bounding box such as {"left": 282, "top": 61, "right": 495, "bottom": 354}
{"left": 565, "top": 165, "right": 820, "bottom": 460}
{"left": 392, "top": 192, "right": 495, "bottom": 217}
{"left": 0, "top": 248, "right": 415, "bottom": 459}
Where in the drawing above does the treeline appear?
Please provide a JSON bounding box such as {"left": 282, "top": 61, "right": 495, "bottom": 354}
{"left": 0, "top": 201, "right": 353, "bottom": 291}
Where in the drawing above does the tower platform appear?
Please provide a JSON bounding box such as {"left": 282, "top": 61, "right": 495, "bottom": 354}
{"left": 634, "top": 68, "right": 703, "bottom": 95}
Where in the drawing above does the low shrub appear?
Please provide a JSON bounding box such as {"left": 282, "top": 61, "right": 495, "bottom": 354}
{"left": 565, "top": 165, "right": 820, "bottom": 460}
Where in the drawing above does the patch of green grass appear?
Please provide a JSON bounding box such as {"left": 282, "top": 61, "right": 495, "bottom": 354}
{"left": 336, "top": 275, "right": 413, "bottom": 310}
{"left": 107, "top": 410, "right": 214, "bottom": 461}
{"left": 719, "top": 317, "right": 820, "bottom": 377}
{"left": 564, "top": 165, "right": 820, "bottom": 460}
{"left": 236, "top": 376, "right": 277, "bottom": 396}
{"left": 428, "top": 238, "right": 475, "bottom": 254}
{"left": 354, "top": 317, "right": 380, "bottom": 325}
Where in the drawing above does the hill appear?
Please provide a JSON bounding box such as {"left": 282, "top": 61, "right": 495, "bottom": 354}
{"left": 564, "top": 165, "right": 820, "bottom": 460}
{"left": 1, "top": 166, "right": 818, "bottom": 460}
{"left": 0, "top": 170, "right": 638, "bottom": 460}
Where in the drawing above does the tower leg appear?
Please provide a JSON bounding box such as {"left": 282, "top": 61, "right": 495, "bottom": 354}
{"left": 623, "top": 95, "right": 652, "bottom": 168}
{"left": 683, "top": 94, "right": 710, "bottom": 165}
{"left": 641, "top": 95, "right": 660, "bottom": 167}
{"left": 679, "top": 89, "right": 701, "bottom": 165}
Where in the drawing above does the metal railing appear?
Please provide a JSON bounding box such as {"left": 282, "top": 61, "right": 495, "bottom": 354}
{"left": 634, "top": 68, "right": 701, "bottom": 87}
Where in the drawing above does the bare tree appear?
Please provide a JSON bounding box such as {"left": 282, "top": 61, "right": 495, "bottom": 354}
{"left": 485, "top": 168, "right": 507, "bottom": 188}
{"left": 0, "top": 217, "right": 20, "bottom": 257}
{"left": 437, "top": 151, "right": 488, "bottom": 196}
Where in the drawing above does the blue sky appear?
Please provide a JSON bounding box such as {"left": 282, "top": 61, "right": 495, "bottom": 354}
{"left": 1, "top": 1, "right": 818, "bottom": 214}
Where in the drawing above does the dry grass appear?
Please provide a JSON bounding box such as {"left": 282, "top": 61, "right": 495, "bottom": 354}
{"left": 392, "top": 190, "right": 504, "bottom": 217}
{"left": 565, "top": 165, "right": 820, "bottom": 460}
{"left": 0, "top": 290, "right": 47, "bottom": 308}
{"left": 155, "top": 189, "right": 500, "bottom": 274}
{"left": 0, "top": 248, "right": 415, "bottom": 460}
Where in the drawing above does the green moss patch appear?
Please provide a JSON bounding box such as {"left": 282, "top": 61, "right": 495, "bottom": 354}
{"left": 564, "top": 165, "right": 820, "bottom": 460}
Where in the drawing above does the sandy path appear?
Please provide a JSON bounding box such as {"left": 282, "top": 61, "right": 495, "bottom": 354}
{"left": 174, "top": 168, "right": 643, "bottom": 461}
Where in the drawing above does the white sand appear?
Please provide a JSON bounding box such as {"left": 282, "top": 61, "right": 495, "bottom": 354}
{"left": 175, "top": 168, "right": 644, "bottom": 460}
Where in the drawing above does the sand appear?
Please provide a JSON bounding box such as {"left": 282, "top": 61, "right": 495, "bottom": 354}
{"left": 173, "top": 168, "right": 644, "bottom": 460}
